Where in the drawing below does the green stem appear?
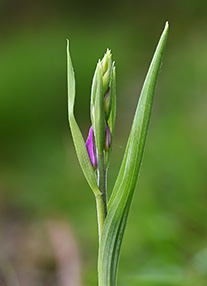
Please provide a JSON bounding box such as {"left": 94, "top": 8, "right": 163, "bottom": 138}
{"left": 95, "top": 193, "right": 106, "bottom": 241}
{"left": 96, "top": 151, "right": 107, "bottom": 240}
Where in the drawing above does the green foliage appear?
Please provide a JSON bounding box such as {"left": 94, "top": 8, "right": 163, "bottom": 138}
{"left": 98, "top": 22, "right": 169, "bottom": 286}
{"left": 1, "top": 2, "right": 207, "bottom": 285}
{"left": 67, "top": 22, "right": 169, "bottom": 286}
{"left": 67, "top": 40, "right": 100, "bottom": 197}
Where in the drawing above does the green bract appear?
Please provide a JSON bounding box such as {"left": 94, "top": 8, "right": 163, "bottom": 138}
{"left": 67, "top": 22, "right": 169, "bottom": 286}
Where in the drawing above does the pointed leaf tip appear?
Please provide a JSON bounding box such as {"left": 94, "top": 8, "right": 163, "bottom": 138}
{"left": 66, "top": 39, "right": 69, "bottom": 50}
{"left": 164, "top": 21, "right": 169, "bottom": 33}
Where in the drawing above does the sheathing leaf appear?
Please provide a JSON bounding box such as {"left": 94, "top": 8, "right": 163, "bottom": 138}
{"left": 67, "top": 40, "right": 100, "bottom": 196}
{"left": 98, "top": 23, "right": 169, "bottom": 286}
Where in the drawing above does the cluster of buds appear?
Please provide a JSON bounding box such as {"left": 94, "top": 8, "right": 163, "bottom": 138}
{"left": 86, "top": 49, "right": 115, "bottom": 170}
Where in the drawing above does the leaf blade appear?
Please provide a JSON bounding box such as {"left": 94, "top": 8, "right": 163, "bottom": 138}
{"left": 67, "top": 40, "right": 100, "bottom": 197}
{"left": 98, "top": 22, "right": 169, "bottom": 286}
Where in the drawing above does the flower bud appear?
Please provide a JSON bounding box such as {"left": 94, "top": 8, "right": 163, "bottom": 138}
{"left": 104, "top": 87, "right": 110, "bottom": 119}
{"left": 101, "top": 49, "right": 111, "bottom": 74}
{"left": 90, "top": 51, "right": 115, "bottom": 155}
{"left": 86, "top": 126, "right": 97, "bottom": 169}
{"left": 90, "top": 61, "right": 105, "bottom": 154}
{"left": 104, "top": 123, "right": 111, "bottom": 151}
{"left": 101, "top": 49, "right": 112, "bottom": 96}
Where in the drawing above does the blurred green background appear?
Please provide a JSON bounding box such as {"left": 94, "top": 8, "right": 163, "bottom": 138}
{"left": 0, "top": 0, "right": 207, "bottom": 285}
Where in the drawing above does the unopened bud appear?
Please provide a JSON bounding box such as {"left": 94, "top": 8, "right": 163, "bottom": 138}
{"left": 104, "top": 123, "right": 111, "bottom": 151}
{"left": 104, "top": 87, "right": 111, "bottom": 120}
{"left": 101, "top": 49, "right": 112, "bottom": 95}
{"left": 104, "top": 61, "right": 115, "bottom": 121}
{"left": 86, "top": 126, "right": 97, "bottom": 169}
{"left": 90, "top": 61, "right": 105, "bottom": 153}
{"left": 101, "top": 49, "right": 111, "bottom": 74}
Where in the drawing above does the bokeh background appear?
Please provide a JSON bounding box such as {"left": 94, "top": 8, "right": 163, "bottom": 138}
{"left": 0, "top": 0, "right": 207, "bottom": 285}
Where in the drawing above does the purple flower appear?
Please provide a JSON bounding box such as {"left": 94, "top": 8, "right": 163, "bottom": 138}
{"left": 86, "top": 126, "right": 97, "bottom": 169}
{"left": 105, "top": 123, "right": 111, "bottom": 151}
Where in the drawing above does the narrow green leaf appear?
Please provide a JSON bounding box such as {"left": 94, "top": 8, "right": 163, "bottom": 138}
{"left": 98, "top": 22, "right": 169, "bottom": 286}
{"left": 67, "top": 40, "right": 100, "bottom": 197}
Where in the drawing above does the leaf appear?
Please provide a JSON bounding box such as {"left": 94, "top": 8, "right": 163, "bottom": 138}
{"left": 67, "top": 40, "right": 100, "bottom": 197}
{"left": 98, "top": 22, "right": 169, "bottom": 286}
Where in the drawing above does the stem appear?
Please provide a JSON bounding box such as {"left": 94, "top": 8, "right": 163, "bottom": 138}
{"left": 96, "top": 151, "right": 107, "bottom": 240}
{"left": 95, "top": 193, "right": 106, "bottom": 241}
